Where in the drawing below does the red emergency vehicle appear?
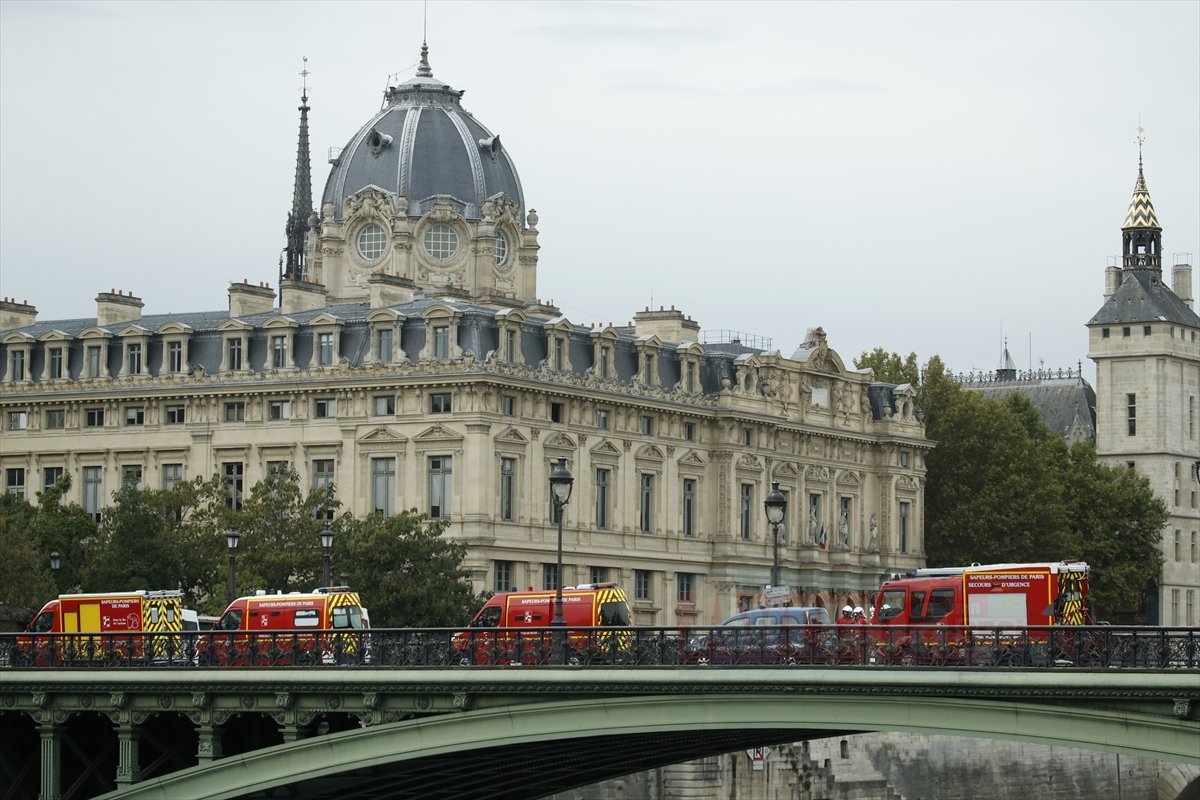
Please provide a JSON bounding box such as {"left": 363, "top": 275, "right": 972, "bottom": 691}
{"left": 198, "top": 587, "right": 370, "bottom": 666}
{"left": 455, "top": 583, "right": 632, "bottom": 664}
{"left": 20, "top": 590, "right": 187, "bottom": 665}
{"left": 871, "top": 561, "right": 1091, "bottom": 664}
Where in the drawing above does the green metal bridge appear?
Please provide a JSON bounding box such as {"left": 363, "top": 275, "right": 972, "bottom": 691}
{"left": 2, "top": 666, "right": 1197, "bottom": 800}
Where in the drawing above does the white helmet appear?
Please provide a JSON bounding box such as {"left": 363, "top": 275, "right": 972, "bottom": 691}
{"left": 853, "top": 606, "right": 864, "bottom": 614}
{"left": 842, "top": 605, "right": 853, "bottom": 613}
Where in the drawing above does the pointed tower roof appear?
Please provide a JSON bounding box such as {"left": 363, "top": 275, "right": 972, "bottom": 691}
{"left": 1122, "top": 152, "right": 1160, "bottom": 231}
{"left": 285, "top": 58, "right": 313, "bottom": 281}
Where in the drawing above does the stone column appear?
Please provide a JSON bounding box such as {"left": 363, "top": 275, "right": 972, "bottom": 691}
{"left": 196, "top": 724, "right": 223, "bottom": 764}
{"left": 37, "top": 723, "right": 62, "bottom": 800}
{"left": 115, "top": 724, "right": 141, "bottom": 786}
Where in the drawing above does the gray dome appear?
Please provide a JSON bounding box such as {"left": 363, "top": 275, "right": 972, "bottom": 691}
{"left": 322, "top": 44, "right": 524, "bottom": 222}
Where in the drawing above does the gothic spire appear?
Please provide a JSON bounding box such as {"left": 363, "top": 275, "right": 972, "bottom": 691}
{"left": 285, "top": 57, "right": 313, "bottom": 282}
{"left": 1121, "top": 127, "right": 1162, "bottom": 271}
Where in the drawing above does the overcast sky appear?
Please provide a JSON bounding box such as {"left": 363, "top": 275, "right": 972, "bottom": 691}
{"left": 2, "top": 1, "right": 1197, "bottom": 382}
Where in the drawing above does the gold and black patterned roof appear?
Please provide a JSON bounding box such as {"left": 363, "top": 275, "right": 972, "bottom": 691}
{"left": 1122, "top": 160, "right": 1160, "bottom": 230}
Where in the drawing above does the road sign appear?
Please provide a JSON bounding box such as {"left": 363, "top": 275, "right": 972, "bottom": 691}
{"left": 764, "top": 585, "right": 790, "bottom": 605}
{"left": 746, "top": 746, "right": 770, "bottom": 770}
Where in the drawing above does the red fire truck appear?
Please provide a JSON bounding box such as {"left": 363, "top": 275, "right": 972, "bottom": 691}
{"left": 20, "top": 590, "right": 187, "bottom": 665}
{"left": 871, "top": 561, "right": 1092, "bottom": 664}
{"left": 197, "top": 587, "right": 370, "bottom": 666}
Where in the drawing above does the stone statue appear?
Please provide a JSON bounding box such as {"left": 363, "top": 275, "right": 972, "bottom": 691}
{"left": 868, "top": 514, "right": 879, "bottom": 553}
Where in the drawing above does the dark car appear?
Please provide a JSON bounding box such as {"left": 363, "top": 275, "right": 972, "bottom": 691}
{"left": 685, "top": 607, "right": 864, "bottom": 665}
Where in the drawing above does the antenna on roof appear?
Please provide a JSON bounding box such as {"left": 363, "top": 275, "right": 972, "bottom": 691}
{"left": 300, "top": 55, "right": 310, "bottom": 100}
{"left": 1136, "top": 118, "right": 1145, "bottom": 173}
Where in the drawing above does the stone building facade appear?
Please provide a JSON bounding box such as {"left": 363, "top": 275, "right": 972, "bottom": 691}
{"left": 0, "top": 46, "right": 929, "bottom": 622}
{"left": 1087, "top": 146, "right": 1199, "bottom": 626}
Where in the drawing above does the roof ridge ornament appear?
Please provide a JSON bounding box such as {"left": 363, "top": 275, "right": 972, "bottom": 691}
{"left": 417, "top": 40, "right": 433, "bottom": 78}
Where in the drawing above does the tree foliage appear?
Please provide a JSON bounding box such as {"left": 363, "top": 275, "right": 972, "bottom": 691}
{"left": 864, "top": 348, "right": 1167, "bottom": 620}
{"left": 0, "top": 493, "right": 56, "bottom": 620}
{"left": 340, "top": 510, "right": 483, "bottom": 627}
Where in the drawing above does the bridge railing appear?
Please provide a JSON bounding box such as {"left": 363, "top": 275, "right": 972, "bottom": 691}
{"left": 1, "top": 625, "right": 1196, "bottom": 669}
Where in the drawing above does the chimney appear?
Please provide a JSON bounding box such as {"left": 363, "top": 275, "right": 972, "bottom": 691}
{"left": 368, "top": 273, "right": 417, "bottom": 308}
{"left": 1172, "top": 256, "right": 1194, "bottom": 310}
{"left": 280, "top": 277, "right": 327, "bottom": 314}
{"left": 0, "top": 298, "right": 37, "bottom": 330}
{"left": 228, "top": 280, "right": 276, "bottom": 318}
{"left": 96, "top": 290, "right": 143, "bottom": 326}
{"left": 1103, "top": 264, "right": 1123, "bottom": 301}
{"left": 633, "top": 305, "right": 700, "bottom": 343}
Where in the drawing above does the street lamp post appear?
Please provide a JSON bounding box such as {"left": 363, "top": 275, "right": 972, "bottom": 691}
{"left": 548, "top": 457, "right": 574, "bottom": 627}
{"left": 320, "top": 523, "right": 335, "bottom": 588}
{"left": 225, "top": 529, "right": 240, "bottom": 605}
{"left": 764, "top": 480, "right": 788, "bottom": 590}
{"left": 49, "top": 551, "right": 61, "bottom": 586}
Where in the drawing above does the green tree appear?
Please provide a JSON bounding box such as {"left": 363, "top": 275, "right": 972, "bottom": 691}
{"left": 341, "top": 510, "right": 482, "bottom": 627}
{"left": 231, "top": 466, "right": 337, "bottom": 595}
{"left": 853, "top": 348, "right": 920, "bottom": 385}
{"left": 29, "top": 475, "right": 95, "bottom": 594}
{"left": 0, "top": 492, "right": 55, "bottom": 621}
{"left": 1061, "top": 441, "right": 1167, "bottom": 620}
{"left": 82, "top": 482, "right": 180, "bottom": 591}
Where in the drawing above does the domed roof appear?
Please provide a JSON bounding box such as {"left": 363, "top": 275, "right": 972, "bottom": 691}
{"left": 321, "top": 44, "right": 524, "bottom": 222}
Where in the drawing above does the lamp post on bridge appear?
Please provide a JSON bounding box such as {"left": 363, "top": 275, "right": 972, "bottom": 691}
{"left": 225, "top": 529, "right": 240, "bottom": 605}
{"left": 320, "top": 523, "right": 335, "bottom": 589}
{"left": 764, "top": 481, "right": 787, "bottom": 592}
{"left": 548, "top": 457, "right": 574, "bottom": 627}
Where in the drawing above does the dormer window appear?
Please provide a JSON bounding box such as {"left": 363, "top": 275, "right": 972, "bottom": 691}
{"left": 434, "top": 326, "right": 450, "bottom": 360}
{"left": 86, "top": 346, "right": 102, "bottom": 378}
{"left": 494, "top": 232, "right": 509, "bottom": 266}
{"left": 271, "top": 335, "right": 288, "bottom": 369}
{"left": 227, "top": 337, "right": 243, "bottom": 371}
{"left": 9, "top": 350, "right": 24, "bottom": 382}
{"left": 126, "top": 343, "right": 142, "bottom": 375}
{"left": 47, "top": 347, "right": 63, "bottom": 379}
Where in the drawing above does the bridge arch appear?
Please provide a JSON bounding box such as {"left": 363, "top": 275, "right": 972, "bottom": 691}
{"left": 103, "top": 691, "right": 1199, "bottom": 799}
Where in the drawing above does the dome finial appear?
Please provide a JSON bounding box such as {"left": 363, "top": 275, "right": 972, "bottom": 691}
{"left": 1136, "top": 120, "right": 1145, "bottom": 179}
{"left": 417, "top": 40, "right": 433, "bottom": 78}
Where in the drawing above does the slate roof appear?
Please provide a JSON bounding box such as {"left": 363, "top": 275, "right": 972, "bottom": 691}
{"left": 965, "top": 376, "right": 1097, "bottom": 443}
{"left": 1087, "top": 269, "right": 1200, "bottom": 327}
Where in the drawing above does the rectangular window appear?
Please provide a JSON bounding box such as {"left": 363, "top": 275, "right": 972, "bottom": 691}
{"left": 434, "top": 326, "right": 450, "bottom": 360}
{"left": 1188, "top": 590, "right": 1196, "bottom": 627}
{"left": 644, "top": 354, "right": 654, "bottom": 384}
{"left": 899, "top": 501, "right": 910, "bottom": 553}
{"left": 271, "top": 335, "right": 288, "bottom": 369}
{"left": 317, "top": 332, "right": 334, "bottom": 366}
{"left": 374, "top": 326, "right": 393, "bottom": 362}
{"left": 312, "top": 459, "right": 335, "bottom": 492}
{"left": 640, "top": 473, "right": 654, "bottom": 533}
{"left": 371, "top": 457, "right": 395, "bottom": 517}
{"left": 124, "top": 406, "right": 145, "bottom": 426}
{"left": 431, "top": 393, "right": 452, "bottom": 414}
{"left": 1127, "top": 393, "right": 1136, "bottom": 436}
{"left": 590, "top": 566, "right": 608, "bottom": 586}
{"left": 373, "top": 395, "right": 395, "bottom": 416}
{"left": 48, "top": 347, "right": 63, "bottom": 379}
{"left": 596, "top": 409, "right": 609, "bottom": 430}
{"left": 684, "top": 422, "right": 695, "bottom": 441}
{"left": 268, "top": 400, "right": 291, "bottom": 421}
{"left": 1171, "top": 589, "right": 1180, "bottom": 626}
{"left": 10, "top": 350, "right": 25, "bottom": 381}
{"left": 428, "top": 456, "right": 452, "bottom": 519}
{"left": 1192, "top": 531, "right": 1197, "bottom": 562}
{"left": 500, "top": 457, "right": 515, "bottom": 522}
{"left": 553, "top": 338, "right": 564, "bottom": 371}
{"left": 600, "top": 346, "right": 610, "bottom": 380}
{"left": 223, "top": 462, "right": 244, "bottom": 510}
{"left": 86, "top": 345, "right": 101, "bottom": 378}
{"left": 8, "top": 410, "right": 27, "bottom": 430}
{"left": 494, "top": 560, "right": 513, "bottom": 593}
{"left": 265, "top": 460, "right": 288, "bottom": 476}
{"left": 740, "top": 483, "right": 753, "bottom": 540}
{"left": 162, "top": 463, "right": 183, "bottom": 491}
{"left": 900, "top": 451, "right": 910, "bottom": 468}
{"left": 85, "top": 408, "right": 105, "bottom": 428}
{"left": 165, "top": 404, "right": 185, "bottom": 425}
{"left": 635, "top": 569, "right": 651, "bottom": 601}
{"left": 641, "top": 415, "right": 653, "bottom": 435}
{"left": 314, "top": 398, "right": 336, "bottom": 419}
{"left": 683, "top": 478, "right": 696, "bottom": 537}
{"left": 83, "top": 466, "right": 103, "bottom": 521}
{"left": 167, "top": 340, "right": 183, "bottom": 373}
{"left": 1143, "top": 325, "right": 1151, "bottom": 336}
{"left": 1175, "top": 530, "right": 1182, "bottom": 561}
{"left": 5, "top": 468, "right": 25, "bottom": 498}
{"left": 543, "top": 563, "right": 560, "bottom": 591}
{"left": 121, "top": 465, "right": 142, "bottom": 487}
{"left": 504, "top": 329, "right": 516, "bottom": 363}
{"left": 742, "top": 427, "right": 752, "bottom": 447}
{"left": 227, "top": 338, "right": 243, "bottom": 371}
{"left": 224, "top": 402, "right": 245, "bottom": 422}
{"left": 45, "top": 409, "right": 64, "bottom": 429}
{"left": 501, "top": 395, "right": 516, "bottom": 416}
{"left": 1101, "top": 327, "right": 1110, "bottom": 338}
{"left": 126, "top": 343, "right": 142, "bottom": 375}
{"left": 1122, "top": 326, "right": 1131, "bottom": 337}
{"left": 595, "top": 468, "right": 610, "bottom": 530}
{"left": 551, "top": 402, "right": 563, "bottom": 423}
{"left": 686, "top": 361, "right": 696, "bottom": 393}
{"left": 43, "top": 466, "right": 64, "bottom": 491}
{"left": 677, "top": 573, "right": 695, "bottom": 604}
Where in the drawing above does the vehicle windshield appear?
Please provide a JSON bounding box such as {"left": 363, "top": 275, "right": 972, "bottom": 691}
{"left": 216, "top": 609, "right": 243, "bottom": 631}
{"left": 599, "top": 600, "right": 631, "bottom": 626}
{"left": 332, "top": 606, "right": 365, "bottom": 630}
{"left": 804, "top": 608, "right": 832, "bottom": 625}
{"left": 877, "top": 590, "right": 906, "bottom": 621}
{"left": 27, "top": 611, "right": 54, "bottom": 633}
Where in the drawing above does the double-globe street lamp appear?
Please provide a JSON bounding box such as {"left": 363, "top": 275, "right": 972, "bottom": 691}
{"left": 225, "top": 529, "right": 240, "bottom": 605}
{"left": 548, "top": 457, "right": 575, "bottom": 627}
{"left": 764, "top": 480, "right": 788, "bottom": 590}
{"left": 320, "top": 523, "right": 335, "bottom": 588}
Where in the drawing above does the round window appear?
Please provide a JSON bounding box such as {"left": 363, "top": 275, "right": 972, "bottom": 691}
{"left": 422, "top": 223, "right": 459, "bottom": 261}
{"left": 493, "top": 232, "right": 509, "bottom": 266}
{"left": 356, "top": 223, "right": 387, "bottom": 262}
